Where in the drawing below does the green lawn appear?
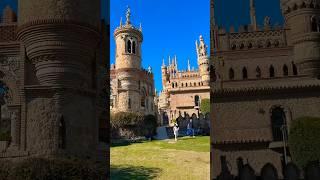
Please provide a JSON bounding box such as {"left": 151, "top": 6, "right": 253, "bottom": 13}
{"left": 111, "top": 136, "right": 210, "bottom": 180}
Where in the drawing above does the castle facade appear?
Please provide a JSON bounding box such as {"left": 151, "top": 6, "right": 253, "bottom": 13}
{"left": 210, "top": 0, "right": 320, "bottom": 178}
{"left": 158, "top": 36, "right": 211, "bottom": 126}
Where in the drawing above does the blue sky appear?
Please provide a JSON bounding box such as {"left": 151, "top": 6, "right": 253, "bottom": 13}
{"left": 110, "top": 0, "right": 210, "bottom": 92}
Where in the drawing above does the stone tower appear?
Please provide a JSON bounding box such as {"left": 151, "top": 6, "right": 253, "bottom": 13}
{"left": 2, "top": 6, "right": 16, "bottom": 24}
{"left": 161, "top": 59, "right": 168, "bottom": 86}
{"left": 281, "top": 0, "right": 320, "bottom": 78}
{"left": 16, "top": 0, "right": 101, "bottom": 159}
{"left": 196, "top": 35, "right": 210, "bottom": 84}
{"left": 114, "top": 7, "right": 144, "bottom": 113}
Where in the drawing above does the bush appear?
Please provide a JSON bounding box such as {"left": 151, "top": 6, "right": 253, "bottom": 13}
{"left": 0, "top": 131, "right": 11, "bottom": 141}
{"left": 0, "top": 158, "right": 107, "bottom": 180}
{"left": 288, "top": 117, "right": 320, "bottom": 168}
{"left": 110, "top": 112, "right": 157, "bottom": 139}
{"left": 200, "top": 99, "right": 210, "bottom": 115}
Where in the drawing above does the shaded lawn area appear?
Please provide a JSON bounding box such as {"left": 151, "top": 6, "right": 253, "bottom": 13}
{"left": 111, "top": 136, "right": 210, "bottom": 180}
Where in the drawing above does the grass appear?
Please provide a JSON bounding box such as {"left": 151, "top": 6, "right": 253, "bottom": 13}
{"left": 111, "top": 136, "right": 210, "bottom": 180}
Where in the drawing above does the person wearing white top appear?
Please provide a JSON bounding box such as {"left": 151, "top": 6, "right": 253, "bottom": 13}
{"left": 173, "top": 123, "right": 179, "bottom": 141}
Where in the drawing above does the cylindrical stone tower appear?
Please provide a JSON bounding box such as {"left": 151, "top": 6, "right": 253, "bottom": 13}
{"left": 17, "top": 0, "right": 101, "bottom": 159}
{"left": 197, "top": 35, "right": 210, "bottom": 85}
{"left": 114, "top": 7, "right": 143, "bottom": 113}
{"left": 281, "top": 0, "right": 320, "bottom": 78}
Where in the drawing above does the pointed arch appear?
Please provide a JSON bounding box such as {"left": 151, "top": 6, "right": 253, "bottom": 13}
{"left": 256, "top": 66, "right": 261, "bottom": 78}
{"left": 269, "top": 65, "right": 275, "bottom": 78}
{"left": 127, "top": 40, "right": 132, "bottom": 53}
{"left": 283, "top": 64, "right": 289, "bottom": 76}
{"left": 58, "top": 116, "right": 66, "bottom": 149}
{"left": 132, "top": 41, "right": 136, "bottom": 54}
{"left": 242, "top": 67, "right": 248, "bottom": 79}
{"left": 229, "top": 68, "right": 235, "bottom": 80}
{"left": 292, "top": 62, "right": 298, "bottom": 75}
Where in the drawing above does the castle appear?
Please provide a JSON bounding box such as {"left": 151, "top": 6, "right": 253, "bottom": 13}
{"left": 158, "top": 35, "right": 211, "bottom": 126}
{"left": 0, "top": 1, "right": 107, "bottom": 161}
{"left": 110, "top": 8, "right": 156, "bottom": 116}
{"left": 210, "top": 0, "right": 320, "bottom": 178}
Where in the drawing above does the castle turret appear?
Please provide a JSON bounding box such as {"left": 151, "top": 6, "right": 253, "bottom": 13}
{"left": 113, "top": 7, "right": 146, "bottom": 113}
{"left": 162, "top": 59, "right": 168, "bottom": 87}
{"left": 281, "top": 0, "right": 320, "bottom": 78}
{"left": 250, "top": 0, "right": 257, "bottom": 31}
{"left": 17, "top": 0, "right": 101, "bottom": 159}
{"left": 2, "top": 6, "right": 16, "bottom": 24}
{"left": 114, "top": 7, "right": 143, "bottom": 70}
{"left": 196, "top": 35, "right": 210, "bottom": 84}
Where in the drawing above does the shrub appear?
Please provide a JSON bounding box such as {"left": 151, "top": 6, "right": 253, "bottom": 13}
{"left": 0, "top": 131, "right": 11, "bottom": 141}
{"left": 110, "top": 112, "right": 157, "bottom": 139}
{"left": 141, "top": 114, "right": 158, "bottom": 138}
{"left": 288, "top": 117, "right": 320, "bottom": 168}
{"left": 200, "top": 99, "right": 210, "bottom": 115}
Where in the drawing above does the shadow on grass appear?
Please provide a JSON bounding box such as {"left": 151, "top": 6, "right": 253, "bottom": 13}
{"left": 110, "top": 140, "right": 146, "bottom": 147}
{"left": 110, "top": 165, "right": 161, "bottom": 180}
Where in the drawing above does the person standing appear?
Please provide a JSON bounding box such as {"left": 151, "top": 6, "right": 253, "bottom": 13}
{"left": 173, "top": 123, "right": 179, "bottom": 141}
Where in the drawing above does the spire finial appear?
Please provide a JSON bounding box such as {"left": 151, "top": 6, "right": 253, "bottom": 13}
{"left": 120, "top": 17, "right": 123, "bottom": 27}
{"left": 162, "top": 58, "right": 165, "bottom": 67}
{"left": 188, "top": 59, "right": 191, "bottom": 71}
{"left": 250, "top": 0, "right": 257, "bottom": 31}
{"left": 139, "top": 23, "right": 142, "bottom": 31}
{"left": 126, "top": 6, "right": 131, "bottom": 25}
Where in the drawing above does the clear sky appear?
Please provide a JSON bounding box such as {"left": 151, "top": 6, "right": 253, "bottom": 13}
{"left": 110, "top": 0, "right": 210, "bottom": 92}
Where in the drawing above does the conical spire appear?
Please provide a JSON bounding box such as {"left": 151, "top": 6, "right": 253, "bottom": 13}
{"left": 162, "top": 58, "right": 165, "bottom": 67}
{"left": 187, "top": 59, "right": 191, "bottom": 71}
{"left": 126, "top": 6, "right": 131, "bottom": 25}
{"left": 250, "top": 0, "right": 257, "bottom": 31}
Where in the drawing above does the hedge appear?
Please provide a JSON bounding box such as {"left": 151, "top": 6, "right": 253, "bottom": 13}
{"left": 288, "top": 117, "right": 320, "bottom": 168}
{"left": 110, "top": 112, "right": 157, "bottom": 139}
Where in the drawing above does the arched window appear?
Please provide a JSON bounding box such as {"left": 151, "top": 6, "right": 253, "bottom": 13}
{"left": 231, "top": 44, "right": 236, "bottom": 50}
{"left": 181, "top": 83, "right": 184, "bottom": 87}
{"left": 128, "top": 98, "right": 131, "bottom": 109}
{"left": 242, "top": 67, "right": 248, "bottom": 79}
{"left": 141, "top": 96, "right": 145, "bottom": 107}
{"left": 132, "top": 41, "right": 136, "bottom": 54}
{"left": 266, "top": 40, "right": 272, "bottom": 48}
{"left": 210, "top": 65, "right": 216, "bottom": 82}
{"left": 311, "top": 16, "right": 320, "bottom": 32}
{"left": 175, "top": 82, "right": 178, "bottom": 88}
{"left": 58, "top": 117, "right": 66, "bottom": 149}
{"left": 292, "top": 63, "right": 298, "bottom": 75}
{"left": 186, "top": 83, "right": 188, "bottom": 87}
{"left": 127, "top": 40, "right": 132, "bottom": 53}
{"left": 195, "top": 95, "right": 200, "bottom": 107}
{"left": 229, "top": 68, "right": 235, "bottom": 80}
{"left": 248, "top": 43, "right": 253, "bottom": 49}
{"left": 269, "top": 65, "right": 275, "bottom": 78}
{"left": 194, "top": 82, "right": 196, "bottom": 86}
{"left": 240, "top": 43, "right": 245, "bottom": 49}
{"left": 172, "top": 83, "right": 174, "bottom": 88}
{"left": 283, "top": 65, "right": 289, "bottom": 76}
{"left": 256, "top": 66, "right": 261, "bottom": 78}
{"left": 271, "top": 107, "right": 287, "bottom": 141}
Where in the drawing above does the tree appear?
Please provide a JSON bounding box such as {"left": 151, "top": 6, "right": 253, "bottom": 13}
{"left": 288, "top": 117, "right": 320, "bottom": 168}
{"left": 200, "top": 98, "right": 210, "bottom": 114}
